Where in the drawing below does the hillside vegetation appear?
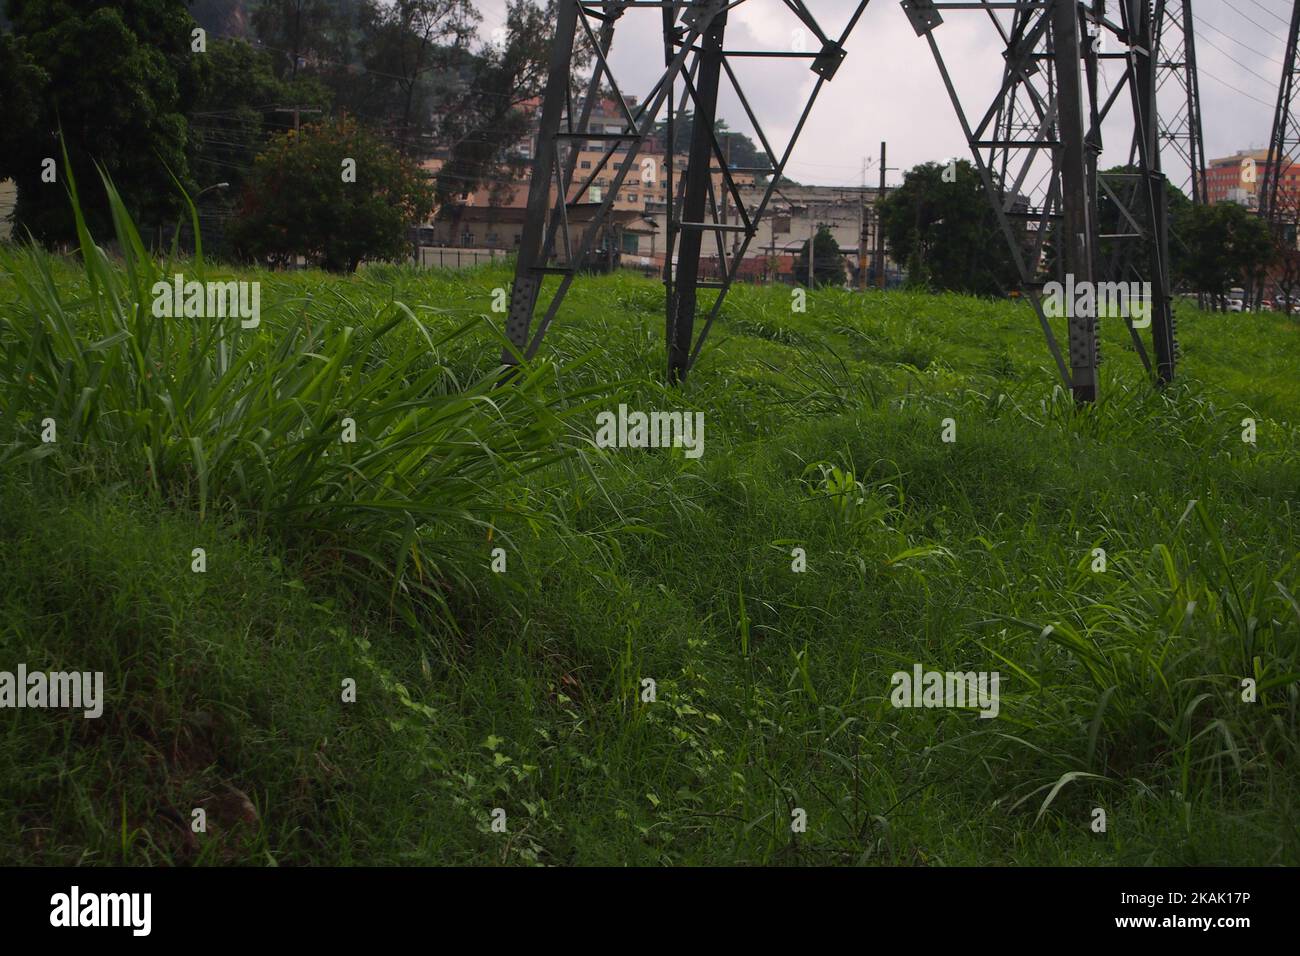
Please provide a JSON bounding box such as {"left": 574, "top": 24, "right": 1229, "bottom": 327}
{"left": 1, "top": 189, "right": 1297, "bottom": 865}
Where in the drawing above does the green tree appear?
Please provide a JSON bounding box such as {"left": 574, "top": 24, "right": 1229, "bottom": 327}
{"left": 653, "top": 112, "right": 765, "bottom": 170}
{"left": 188, "top": 39, "right": 329, "bottom": 199}
{"left": 1267, "top": 241, "right": 1300, "bottom": 314}
{"left": 184, "top": 37, "right": 331, "bottom": 255}
{"left": 1174, "top": 202, "right": 1274, "bottom": 311}
{"left": 250, "top": 0, "right": 357, "bottom": 80}
{"left": 1095, "top": 165, "right": 1193, "bottom": 281}
{"left": 0, "top": 0, "right": 203, "bottom": 244}
{"left": 230, "top": 116, "right": 435, "bottom": 272}
{"left": 358, "top": 0, "right": 477, "bottom": 154}
{"left": 434, "top": 0, "right": 564, "bottom": 209}
{"left": 793, "top": 224, "right": 845, "bottom": 289}
{"left": 879, "top": 159, "right": 1021, "bottom": 296}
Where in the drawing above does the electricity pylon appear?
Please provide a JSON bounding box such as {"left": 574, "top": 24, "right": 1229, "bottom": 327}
{"left": 504, "top": 0, "right": 1178, "bottom": 401}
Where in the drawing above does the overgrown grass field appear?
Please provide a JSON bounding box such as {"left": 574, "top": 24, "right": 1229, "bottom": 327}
{"left": 1, "top": 185, "right": 1297, "bottom": 865}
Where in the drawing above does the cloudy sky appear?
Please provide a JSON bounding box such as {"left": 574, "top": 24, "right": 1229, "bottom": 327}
{"left": 475, "top": 0, "right": 1288, "bottom": 193}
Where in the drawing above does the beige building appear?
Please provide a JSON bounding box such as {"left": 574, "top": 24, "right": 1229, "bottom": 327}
{"left": 568, "top": 145, "right": 755, "bottom": 213}
{"left": 419, "top": 94, "right": 884, "bottom": 276}
{"left": 421, "top": 175, "right": 895, "bottom": 282}
{"left": 421, "top": 91, "right": 757, "bottom": 242}
{"left": 631, "top": 183, "right": 893, "bottom": 281}
{"left": 0, "top": 180, "right": 16, "bottom": 241}
{"left": 422, "top": 201, "right": 649, "bottom": 263}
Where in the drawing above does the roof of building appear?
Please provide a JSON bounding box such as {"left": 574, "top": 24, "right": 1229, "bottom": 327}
{"left": 438, "top": 204, "right": 644, "bottom": 226}
{"left": 1209, "top": 149, "right": 1271, "bottom": 166}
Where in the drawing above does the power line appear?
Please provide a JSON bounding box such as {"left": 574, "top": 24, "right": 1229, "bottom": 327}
{"left": 1198, "top": 65, "right": 1278, "bottom": 109}
{"left": 1196, "top": 17, "right": 1286, "bottom": 67}
{"left": 1196, "top": 32, "right": 1284, "bottom": 87}
{"left": 1223, "top": 0, "right": 1289, "bottom": 43}
{"left": 1248, "top": 0, "right": 1293, "bottom": 28}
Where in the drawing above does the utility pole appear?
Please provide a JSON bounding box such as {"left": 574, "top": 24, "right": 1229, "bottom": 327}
{"left": 723, "top": 134, "right": 742, "bottom": 258}
{"left": 855, "top": 155, "right": 867, "bottom": 290}
{"left": 875, "top": 142, "right": 890, "bottom": 288}
{"left": 721, "top": 134, "right": 730, "bottom": 228}
{"left": 808, "top": 206, "right": 816, "bottom": 288}
{"left": 858, "top": 195, "right": 868, "bottom": 290}
{"left": 275, "top": 106, "right": 322, "bottom": 134}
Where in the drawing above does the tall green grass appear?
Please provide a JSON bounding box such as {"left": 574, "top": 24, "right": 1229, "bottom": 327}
{"left": 0, "top": 165, "right": 598, "bottom": 626}
{"left": 1, "top": 173, "right": 1297, "bottom": 865}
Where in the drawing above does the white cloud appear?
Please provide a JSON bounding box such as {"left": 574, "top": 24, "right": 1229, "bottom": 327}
{"left": 472, "top": 0, "right": 1284, "bottom": 190}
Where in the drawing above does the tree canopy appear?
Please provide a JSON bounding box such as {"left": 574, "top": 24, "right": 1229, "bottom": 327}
{"left": 229, "top": 115, "right": 435, "bottom": 271}
{"left": 793, "top": 224, "right": 846, "bottom": 289}
{"left": 0, "top": 0, "right": 203, "bottom": 242}
{"left": 879, "top": 159, "right": 1021, "bottom": 296}
{"left": 1174, "top": 201, "right": 1274, "bottom": 310}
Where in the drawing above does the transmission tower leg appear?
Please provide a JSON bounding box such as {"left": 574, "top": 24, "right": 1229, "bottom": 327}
{"left": 1130, "top": 0, "right": 1176, "bottom": 383}
{"left": 502, "top": 0, "right": 580, "bottom": 366}
{"left": 1053, "top": 0, "right": 1099, "bottom": 403}
{"left": 667, "top": 9, "right": 728, "bottom": 384}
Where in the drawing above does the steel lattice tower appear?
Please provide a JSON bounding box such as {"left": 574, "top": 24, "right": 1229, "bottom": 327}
{"left": 1151, "top": 0, "right": 1207, "bottom": 204}
{"left": 502, "top": 0, "right": 1177, "bottom": 401}
{"left": 1262, "top": 2, "right": 1300, "bottom": 248}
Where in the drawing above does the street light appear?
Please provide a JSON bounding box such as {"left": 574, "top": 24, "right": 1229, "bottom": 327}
{"left": 171, "top": 182, "right": 231, "bottom": 254}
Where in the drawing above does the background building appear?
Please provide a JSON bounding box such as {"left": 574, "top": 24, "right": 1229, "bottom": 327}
{"left": 417, "top": 94, "right": 896, "bottom": 283}
{"left": 1206, "top": 148, "right": 1300, "bottom": 213}
{"left": 0, "top": 179, "right": 14, "bottom": 240}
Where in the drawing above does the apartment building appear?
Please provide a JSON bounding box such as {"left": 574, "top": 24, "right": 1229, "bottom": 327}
{"left": 1206, "top": 148, "right": 1300, "bottom": 213}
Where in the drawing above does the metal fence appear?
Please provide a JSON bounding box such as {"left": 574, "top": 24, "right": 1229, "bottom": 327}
{"left": 417, "top": 247, "right": 509, "bottom": 270}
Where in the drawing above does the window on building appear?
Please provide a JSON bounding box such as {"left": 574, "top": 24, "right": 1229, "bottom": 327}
{"left": 461, "top": 231, "right": 473, "bottom": 247}
{"left": 581, "top": 160, "right": 592, "bottom": 169}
